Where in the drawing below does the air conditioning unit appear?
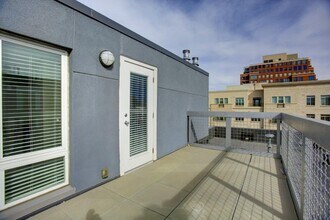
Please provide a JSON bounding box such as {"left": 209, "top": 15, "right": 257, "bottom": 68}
{"left": 277, "top": 103, "right": 285, "bottom": 108}
{"left": 218, "top": 103, "right": 224, "bottom": 108}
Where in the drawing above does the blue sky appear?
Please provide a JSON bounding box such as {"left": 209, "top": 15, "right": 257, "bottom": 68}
{"left": 78, "top": 0, "right": 330, "bottom": 90}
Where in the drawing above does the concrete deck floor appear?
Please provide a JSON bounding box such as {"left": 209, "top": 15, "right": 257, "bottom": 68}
{"left": 30, "top": 146, "right": 297, "bottom": 220}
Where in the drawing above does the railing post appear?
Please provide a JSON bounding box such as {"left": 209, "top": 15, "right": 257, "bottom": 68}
{"left": 286, "top": 128, "right": 289, "bottom": 172}
{"left": 276, "top": 119, "right": 281, "bottom": 155}
{"left": 187, "top": 115, "right": 190, "bottom": 144}
{"left": 225, "top": 117, "right": 231, "bottom": 149}
{"left": 300, "top": 134, "right": 306, "bottom": 219}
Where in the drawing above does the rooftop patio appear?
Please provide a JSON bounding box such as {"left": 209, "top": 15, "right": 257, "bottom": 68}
{"left": 31, "top": 146, "right": 296, "bottom": 220}
{"left": 27, "top": 111, "right": 329, "bottom": 220}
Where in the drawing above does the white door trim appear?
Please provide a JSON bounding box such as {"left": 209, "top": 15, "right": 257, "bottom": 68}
{"left": 119, "top": 56, "right": 157, "bottom": 176}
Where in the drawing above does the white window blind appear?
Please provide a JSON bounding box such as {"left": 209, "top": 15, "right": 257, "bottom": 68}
{"left": 2, "top": 41, "right": 62, "bottom": 157}
{"left": 5, "top": 157, "right": 65, "bottom": 204}
{"left": 130, "top": 73, "right": 148, "bottom": 156}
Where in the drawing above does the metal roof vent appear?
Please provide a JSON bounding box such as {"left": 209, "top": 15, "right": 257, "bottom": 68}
{"left": 192, "top": 57, "right": 199, "bottom": 66}
{"left": 182, "top": 49, "right": 190, "bottom": 61}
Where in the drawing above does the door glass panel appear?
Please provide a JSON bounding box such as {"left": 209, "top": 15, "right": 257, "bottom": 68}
{"left": 130, "top": 73, "right": 148, "bottom": 156}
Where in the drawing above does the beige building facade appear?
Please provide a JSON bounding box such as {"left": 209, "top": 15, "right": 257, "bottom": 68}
{"left": 210, "top": 80, "right": 330, "bottom": 122}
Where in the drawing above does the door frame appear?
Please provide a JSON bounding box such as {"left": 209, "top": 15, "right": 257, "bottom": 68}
{"left": 119, "top": 56, "right": 157, "bottom": 176}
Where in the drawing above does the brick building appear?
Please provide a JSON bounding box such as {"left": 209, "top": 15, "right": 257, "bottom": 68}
{"left": 240, "top": 53, "right": 316, "bottom": 85}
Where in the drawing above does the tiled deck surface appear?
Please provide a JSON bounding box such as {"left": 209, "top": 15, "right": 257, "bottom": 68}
{"left": 31, "top": 146, "right": 297, "bottom": 220}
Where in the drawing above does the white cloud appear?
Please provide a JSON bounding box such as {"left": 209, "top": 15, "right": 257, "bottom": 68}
{"left": 78, "top": 0, "right": 330, "bottom": 90}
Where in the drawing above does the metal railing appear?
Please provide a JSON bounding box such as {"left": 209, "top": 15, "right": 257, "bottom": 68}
{"left": 187, "top": 111, "right": 281, "bottom": 156}
{"left": 187, "top": 111, "right": 330, "bottom": 219}
{"left": 281, "top": 114, "right": 330, "bottom": 219}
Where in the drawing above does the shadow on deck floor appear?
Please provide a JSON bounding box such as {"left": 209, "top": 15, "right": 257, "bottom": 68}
{"left": 31, "top": 146, "right": 297, "bottom": 220}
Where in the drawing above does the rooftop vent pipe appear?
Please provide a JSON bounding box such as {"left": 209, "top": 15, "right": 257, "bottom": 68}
{"left": 192, "top": 57, "right": 199, "bottom": 66}
{"left": 182, "top": 49, "right": 190, "bottom": 61}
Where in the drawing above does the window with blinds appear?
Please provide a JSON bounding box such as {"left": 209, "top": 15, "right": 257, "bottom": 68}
{"left": 130, "top": 73, "right": 148, "bottom": 156}
{"left": 5, "top": 157, "right": 65, "bottom": 204}
{"left": 0, "top": 37, "right": 68, "bottom": 210}
{"left": 2, "top": 41, "right": 62, "bottom": 156}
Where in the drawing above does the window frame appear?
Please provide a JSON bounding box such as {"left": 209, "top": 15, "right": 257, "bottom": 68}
{"left": 251, "top": 118, "right": 261, "bottom": 122}
{"left": 285, "top": 96, "right": 291, "bottom": 103}
{"left": 253, "top": 97, "right": 262, "bottom": 106}
{"left": 321, "top": 95, "right": 330, "bottom": 106}
{"left": 272, "top": 96, "right": 277, "bottom": 103}
{"left": 272, "top": 96, "right": 291, "bottom": 104}
{"left": 306, "top": 95, "right": 315, "bottom": 106}
{"left": 235, "top": 97, "right": 244, "bottom": 106}
{"left": 321, "top": 114, "right": 330, "bottom": 121}
{"left": 306, "top": 114, "right": 315, "bottom": 119}
{"left": 0, "top": 35, "right": 69, "bottom": 210}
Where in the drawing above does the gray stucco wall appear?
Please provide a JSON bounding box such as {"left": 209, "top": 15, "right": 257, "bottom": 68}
{"left": 0, "top": 0, "right": 208, "bottom": 196}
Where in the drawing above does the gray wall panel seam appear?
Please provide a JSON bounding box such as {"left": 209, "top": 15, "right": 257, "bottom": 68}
{"left": 158, "top": 86, "right": 208, "bottom": 98}
{"left": 73, "top": 71, "right": 119, "bottom": 81}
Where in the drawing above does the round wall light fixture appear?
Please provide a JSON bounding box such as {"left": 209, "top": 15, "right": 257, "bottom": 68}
{"left": 99, "top": 50, "right": 115, "bottom": 67}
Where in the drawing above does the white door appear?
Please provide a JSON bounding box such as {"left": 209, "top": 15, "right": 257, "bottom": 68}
{"left": 119, "top": 56, "right": 157, "bottom": 175}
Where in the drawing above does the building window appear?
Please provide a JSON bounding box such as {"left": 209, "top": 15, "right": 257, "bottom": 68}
{"left": 306, "top": 114, "right": 315, "bottom": 119}
{"left": 272, "top": 96, "right": 277, "bottom": 103}
{"left": 214, "top": 98, "right": 219, "bottom": 104}
{"left": 285, "top": 96, "right": 291, "bottom": 103}
{"left": 306, "top": 96, "right": 315, "bottom": 106}
{"left": 235, "top": 98, "right": 244, "bottom": 106}
{"left": 278, "top": 96, "right": 284, "bottom": 103}
{"left": 253, "top": 97, "right": 262, "bottom": 106}
{"left": 224, "top": 98, "right": 228, "bottom": 104}
{"left": 251, "top": 118, "right": 261, "bottom": 122}
{"left": 270, "top": 118, "right": 281, "bottom": 123}
{"left": 321, "top": 95, "right": 330, "bottom": 105}
{"left": 235, "top": 117, "right": 244, "bottom": 121}
{"left": 321, "top": 114, "right": 330, "bottom": 121}
{"left": 0, "top": 37, "right": 69, "bottom": 209}
{"left": 213, "top": 117, "right": 226, "bottom": 121}
{"left": 272, "top": 96, "right": 291, "bottom": 104}
{"left": 308, "top": 76, "right": 314, "bottom": 80}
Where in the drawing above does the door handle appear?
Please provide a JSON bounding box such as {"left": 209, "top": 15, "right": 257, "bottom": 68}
{"left": 124, "top": 121, "right": 129, "bottom": 126}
